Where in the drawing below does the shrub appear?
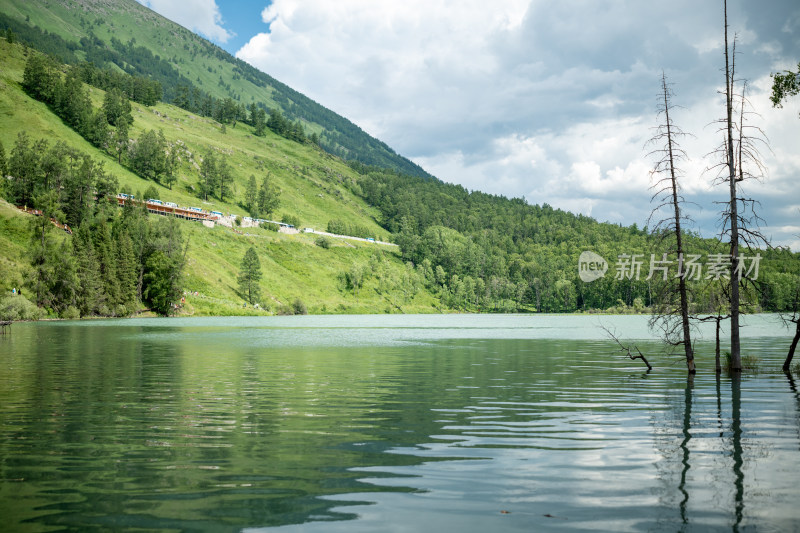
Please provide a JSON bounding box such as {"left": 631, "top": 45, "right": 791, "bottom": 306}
{"left": 260, "top": 221, "right": 279, "bottom": 232}
{"left": 0, "top": 294, "right": 44, "bottom": 321}
{"left": 281, "top": 213, "right": 300, "bottom": 228}
{"left": 60, "top": 306, "right": 80, "bottom": 320}
{"left": 292, "top": 298, "right": 307, "bottom": 315}
{"left": 143, "top": 184, "right": 159, "bottom": 201}
{"left": 315, "top": 236, "right": 331, "bottom": 249}
{"left": 276, "top": 298, "right": 308, "bottom": 315}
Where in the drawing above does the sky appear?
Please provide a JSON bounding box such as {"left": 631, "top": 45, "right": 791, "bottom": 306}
{"left": 137, "top": 0, "right": 800, "bottom": 250}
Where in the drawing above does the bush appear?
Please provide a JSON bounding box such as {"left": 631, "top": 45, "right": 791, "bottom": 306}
{"left": 292, "top": 298, "right": 307, "bottom": 315}
{"left": 276, "top": 298, "right": 308, "bottom": 315}
{"left": 60, "top": 305, "right": 80, "bottom": 320}
{"left": 260, "top": 221, "right": 279, "bottom": 232}
{"left": 315, "top": 236, "right": 331, "bottom": 249}
{"left": 281, "top": 213, "right": 300, "bottom": 228}
{"left": 0, "top": 294, "right": 44, "bottom": 321}
{"left": 143, "top": 184, "right": 159, "bottom": 201}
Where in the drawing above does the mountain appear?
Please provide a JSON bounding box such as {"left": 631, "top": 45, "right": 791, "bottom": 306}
{"left": 0, "top": 0, "right": 431, "bottom": 178}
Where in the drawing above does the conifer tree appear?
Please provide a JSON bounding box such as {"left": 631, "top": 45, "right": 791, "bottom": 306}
{"left": 199, "top": 151, "right": 217, "bottom": 201}
{"left": 73, "top": 224, "right": 102, "bottom": 316}
{"left": 245, "top": 175, "right": 258, "bottom": 213}
{"left": 238, "top": 246, "right": 262, "bottom": 305}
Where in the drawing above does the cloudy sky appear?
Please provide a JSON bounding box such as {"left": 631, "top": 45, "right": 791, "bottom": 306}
{"left": 139, "top": 0, "right": 800, "bottom": 250}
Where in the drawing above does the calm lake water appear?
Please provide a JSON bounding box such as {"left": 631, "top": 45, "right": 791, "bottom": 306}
{"left": 1, "top": 314, "right": 798, "bottom": 532}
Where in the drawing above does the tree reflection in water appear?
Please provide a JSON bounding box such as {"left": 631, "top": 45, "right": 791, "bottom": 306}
{"left": 654, "top": 373, "right": 748, "bottom": 532}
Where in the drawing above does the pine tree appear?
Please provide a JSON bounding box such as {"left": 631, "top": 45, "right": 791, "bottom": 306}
{"left": 199, "top": 151, "right": 217, "bottom": 201}
{"left": 217, "top": 154, "right": 232, "bottom": 202}
{"left": 237, "top": 246, "right": 262, "bottom": 305}
{"left": 257, "top": 174, "right": 280, "bottom": 217}
{"left": 245, "top": 175, "right": 258, "bottom": 214}
{"left": 94, "top": 220, "right": 120, "bottom": 315}
{"left": 0, "top": 140, "right": 7, "bottom": 178}
{"left": 73, "top": 221, "right": 101, "bottom": 316}
{"left": 50, "top": 240, "right": 78, "bottom": 317}
{"left": 115, "top": 230, "right": 138, "bottom": 314}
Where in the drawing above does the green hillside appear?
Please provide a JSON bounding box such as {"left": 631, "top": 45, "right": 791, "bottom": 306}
{"left": 0, "top": 0, "right": 430, "bottom": 176}
{"left": 0, "top": 38, "right": 440, "bottom": 316}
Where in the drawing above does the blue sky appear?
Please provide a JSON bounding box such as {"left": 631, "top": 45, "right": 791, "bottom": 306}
{"left": 139, "top": 0, "right": 800, "bottom": 250}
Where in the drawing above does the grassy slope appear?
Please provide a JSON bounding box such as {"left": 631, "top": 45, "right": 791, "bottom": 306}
{"left": 0, "top": 0, "right": 279, "bottom": 105}
{"left": 0, "top": 39, "right": 441, "bottom": 314}
{"left": 1, "top": 0, "right": 425, "bottom": 175}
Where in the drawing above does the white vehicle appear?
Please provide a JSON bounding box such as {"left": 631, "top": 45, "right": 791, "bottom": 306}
{"left": 165, "top": 202, "right": 178, "bottom": 208}
{"left": 147, "top": 199, "right": 163, "bottom": 205}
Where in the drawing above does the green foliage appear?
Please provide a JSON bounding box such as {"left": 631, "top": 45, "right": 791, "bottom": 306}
{"left": 143, "top": 250, "right": 177, "bottom": 315}
{"left": 260, "top": 221, "right": 280, "bottom": 232}
{"left": 129, "top": 129, "right": 168, "bottom": 182}
{"left": 6, "top": 133, "right": 117, "bottom": 227}
{"left": 0, "top": 140, "right": 7, "bottom": 178}
{"left": 292, "top": 298, "right": 307, "bottom": 315}
{"left": 0, "top": 294, "right": 44, "bottom": 321}
{"left": 142, "top": 184, "right": 159, "bottom": 201}
{"left": 199, "top": 151, "right": 215, "bottom": 200}
{"left": 237, "top": 246, "right": 262, "bottom": 304}
{"left": 252, "top": 175, "right": 280, "bottom": 218}
{"left": 281, "top": 213, "right": 300, "bottom": 228}
{"left": 315, "top": 236, "right": 331, "bottom": 249}
{"left": 244, "top": 174, "right": 257, "bottom": 213}
{"left": 770, "top": 62, "right": 800, "bottom": 110}
{"left": 276, "top": 298, "right": 307, "bottom": 315}
{"left": 327, "top": 219, "right": 375, "bottom": 240}
{"left": 102, "top": 87, "right": 133, "bottom": 127}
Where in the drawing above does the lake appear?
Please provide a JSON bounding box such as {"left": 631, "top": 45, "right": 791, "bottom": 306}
{"left": 0, "top": 314, "right": 798, "bottom": 532}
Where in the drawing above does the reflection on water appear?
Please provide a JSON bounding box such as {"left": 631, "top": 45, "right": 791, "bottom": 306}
{"left": 0, "top": 315, "right": 798, "bottom": 532}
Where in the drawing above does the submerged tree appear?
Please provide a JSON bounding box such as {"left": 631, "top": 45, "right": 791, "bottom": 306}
{"left": 646, "top": 73, "right": 695, "bottom": 373}
{"left": 710, "top": 1, "right": 770, "bottom": 372}
{"left": 781, "top": 282, "right": 800, "bottom": 373}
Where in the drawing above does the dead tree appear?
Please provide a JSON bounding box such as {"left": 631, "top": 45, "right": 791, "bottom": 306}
{"left": 708, "top": 2, "right": 770, "bottom": 372}
{"left": 697, "top": 280, "right": 731, "bottom": 374}
{"left": 646, "top": 73, "right": 696, "bottom": 374}
{"left": 602, "top": 325, "right": 652, "bottom": 371}
{"left": 781, "top": 272, "right": 800, "bottom": 372}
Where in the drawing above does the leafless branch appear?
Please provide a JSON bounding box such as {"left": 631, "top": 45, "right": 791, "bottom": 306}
{"left": 601, "top": 325, "right": 653, "bottom": 371}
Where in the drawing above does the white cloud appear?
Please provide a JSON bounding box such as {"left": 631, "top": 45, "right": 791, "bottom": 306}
{"left": 234, "top": 0, "right": 800, "bottom": 248}
{"left": 138, "top": 0, "right": 232, "bottom": 43}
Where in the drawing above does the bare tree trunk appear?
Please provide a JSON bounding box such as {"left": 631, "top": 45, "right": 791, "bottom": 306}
{"left": 783, "top": 318, "right": 800, "bottom": 372}
{"left": 647, "top": 73, "right": 695, "bottom": 373}
{"left": 715, "top": 316, "right": 723, "bottom": 373}
{"left": 663, "top": 78, "right": 695, "bottom": 373}
{"left": 724, "top": 0, "right": 742, "bottom": 372}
